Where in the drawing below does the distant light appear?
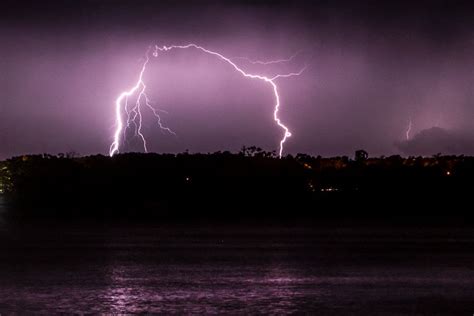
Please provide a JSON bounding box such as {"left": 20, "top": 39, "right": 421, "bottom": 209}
{"left": 446, "top": 171, "right": 451, "bottom": 176}
{"left": 321, "top": 187, "right": 339, "bottom": 192}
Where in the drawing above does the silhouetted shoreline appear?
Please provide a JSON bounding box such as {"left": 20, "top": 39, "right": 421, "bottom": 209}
{"left": 1, "top": 150, "right": 473, "bottom": 223}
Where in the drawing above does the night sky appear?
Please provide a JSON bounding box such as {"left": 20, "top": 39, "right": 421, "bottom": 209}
{"left": 1, "top": 0, "right": 474, "bottom": 159}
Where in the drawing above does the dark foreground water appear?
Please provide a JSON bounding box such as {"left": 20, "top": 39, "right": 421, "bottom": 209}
{"left": 0, "top": 220, "right": 473, "bottom": 314}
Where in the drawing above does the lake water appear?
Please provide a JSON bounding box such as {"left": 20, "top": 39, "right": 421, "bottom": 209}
{"left": 0, "top": 222, "right": 473, "bottom": 314}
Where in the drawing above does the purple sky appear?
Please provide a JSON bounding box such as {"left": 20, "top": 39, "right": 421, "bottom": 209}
{"left": 1, "top": 0, "right": 474, "bottom": 158}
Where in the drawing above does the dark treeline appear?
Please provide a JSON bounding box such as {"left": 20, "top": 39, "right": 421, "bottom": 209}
{"left": 1, "top": 147, "right": 473, "bottom": 222}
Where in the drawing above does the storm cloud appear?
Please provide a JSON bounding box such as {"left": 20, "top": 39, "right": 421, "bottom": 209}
{"left": 396, "top": 127, "right": 474, "bottom": 156}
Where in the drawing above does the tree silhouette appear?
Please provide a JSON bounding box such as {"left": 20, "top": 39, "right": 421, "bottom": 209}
{"left": 355, "top": 149, "right": 368, "bottom": 162}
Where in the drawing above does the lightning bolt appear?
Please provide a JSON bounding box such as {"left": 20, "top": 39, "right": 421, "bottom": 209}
{"left": 110, "top": 44, "right": 306, "bottom": 158}
{"left": 406, "top": 118, "right": 412, "bottom": 141}
{"left": 110, "top": 47, "right": 175, "bottom": 156}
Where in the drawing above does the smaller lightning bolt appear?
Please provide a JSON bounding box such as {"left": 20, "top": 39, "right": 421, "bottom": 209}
{"left": 406, "top": 118, "right": 412, "bottom": 141}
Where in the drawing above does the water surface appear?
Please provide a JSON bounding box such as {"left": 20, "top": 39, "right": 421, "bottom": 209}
{"left": 0, "top": 223, "right": 473, "bottom": 314}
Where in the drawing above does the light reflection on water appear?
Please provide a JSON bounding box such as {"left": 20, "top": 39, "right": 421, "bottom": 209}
{"left": 0, "top": 225, "right": 473, "bottom": 314}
